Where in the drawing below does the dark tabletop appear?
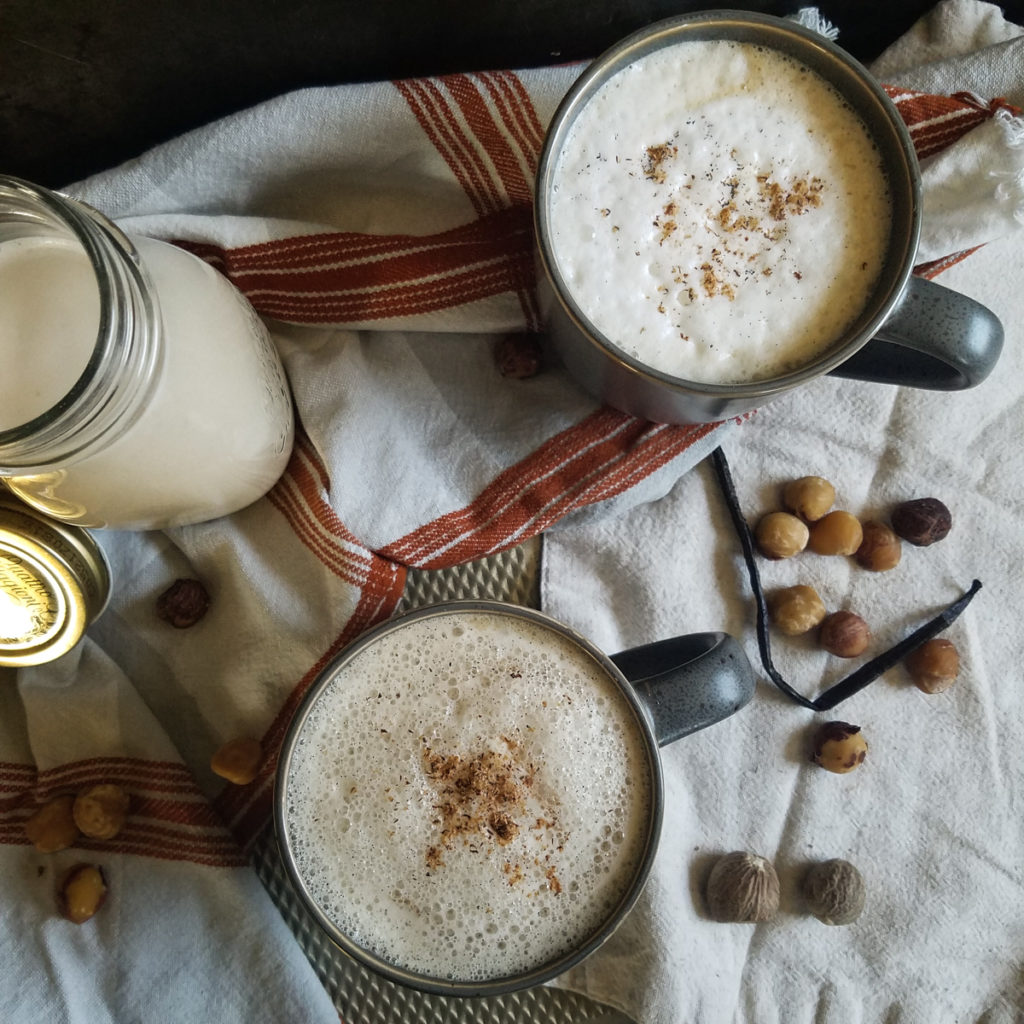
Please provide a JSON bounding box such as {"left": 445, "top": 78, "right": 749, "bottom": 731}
{"left": 3, "top": 1, "right": 1023, "bottom": 189}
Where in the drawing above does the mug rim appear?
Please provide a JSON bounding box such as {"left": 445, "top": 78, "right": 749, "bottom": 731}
{"left": 534, "top": 9, "right": 922, "bottom": 401}
{"left": 273, "top": 599, "right": 666, "bottom": 997}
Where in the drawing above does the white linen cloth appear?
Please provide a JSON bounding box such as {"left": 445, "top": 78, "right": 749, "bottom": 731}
{"left": 543, "top": 3, "right": 1024, "bottom": 1022}
{"left": 1, "top": 2, "right": 1022, "bottom": 1022}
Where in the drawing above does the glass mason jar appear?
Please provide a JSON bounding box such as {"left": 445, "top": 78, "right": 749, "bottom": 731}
{"left": 0, "top": 175, "right": 294, "bottom": 530}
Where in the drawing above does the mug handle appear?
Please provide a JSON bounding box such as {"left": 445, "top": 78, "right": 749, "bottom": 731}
{"left": 609, "top": 632, "right": 756, "bottom": 747}
{"left": 828, "top": 276, "right": 1003, "bottom": 390}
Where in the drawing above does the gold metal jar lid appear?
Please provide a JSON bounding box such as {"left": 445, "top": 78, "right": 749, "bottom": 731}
{"left": 0, "top": 493, "right": 111, "bottom": 667}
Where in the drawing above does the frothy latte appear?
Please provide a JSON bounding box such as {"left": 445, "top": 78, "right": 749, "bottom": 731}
{"left": 282, "top": 608, "right": 655, "bottom": 984}
{"left": 546, "top": 39, "right": 892, "bottom": 384}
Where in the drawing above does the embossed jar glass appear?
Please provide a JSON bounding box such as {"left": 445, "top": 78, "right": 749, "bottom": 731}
{"left": 0, "top": 175, "right": 294, "bottom": 529}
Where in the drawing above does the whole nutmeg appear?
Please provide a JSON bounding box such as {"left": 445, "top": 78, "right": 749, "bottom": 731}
{"left": 891, "top": 497, "right": 952, "bottom": 547}
{"left": 58, "top": 863, "right": 108, "bottom": 924}
{"left": 808, "top": 510, "right": 863, "bottom": 556}
{"left": 855, "top": 520, "right": 902, "bottom": 572}
{"left": 768, "top": 584, "right": 827, "bottom": 636}
{"left": 782, "top": 475, "right": 835, "bottom": 522}
{"left": 802, "top": 859, "right": 865, "bottom": 925}
{"left": 755, "top": 512, "right": 809, "bottom": 560}
{"left": 73, "top": 784, "right": 131, "bottom": 840}
{"left": 156, "top": 578, "right": 211, "bottom": 629}
{"left": 819, "top": 610, "right": 871, "bottom": 658}
{"left": 905, "top": 637, "right": 960, "bottom": 693}
{"left": 811, "top": 721, "right": 868, "bottom": 774}
{"left": 705, "top": 851, "right": 780, "bottom": 923}
{"left": 495, "top": 335, "right": 543, "bottom": 379}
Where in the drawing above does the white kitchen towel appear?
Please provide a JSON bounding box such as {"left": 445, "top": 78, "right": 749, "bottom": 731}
{"left": 542, "top": 3, "right": 1024, "bottom": 1022}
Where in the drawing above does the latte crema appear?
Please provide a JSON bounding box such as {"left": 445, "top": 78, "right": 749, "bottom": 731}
{"left": 547, "top": 39, "right": 892, "bottom": 384}
{"left": 284, "top": 609, "right": 654, "bottom": 983}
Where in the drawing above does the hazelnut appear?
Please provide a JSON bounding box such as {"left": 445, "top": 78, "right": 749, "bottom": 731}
{"left": 905, "top": 637, "right": 960, "bottom": 693}
{"left": 24, "top": 795, "right": 80, "bottom": 853}
{"left": 768, "top": 584, "right": 827, "bottom": 636}
{"left": 819, "top": 610, "right": 871, "bottom": 658}
{"left": 705, "top": 851, "right": 780, "bottom": 923}
{"left": 58, "top": 863, "right": 108, "bottom": 924}
{"left": 755, "top": 512, "right": 809, "bottom": 560}
{"left": 802, "top": 859, "right": 865, "bottom": 925}
{"left": 495, "top": 335, "right": 542, "bottom": 379}
{"left": 891, "top": 497, "right": 952, "bottom": 547}
{"left": 782, "top": 476, "right": 835, "bottom": 522}
{"left": 855, "top": 520, "right": 901, "bottom": 572}
{"left": 156, "top": 578, "right": 211, "bottom": 628}
{"left": 211, "top": 736, "right": 263, "bottom": 785}
{"left": 73, "top": 784, "right": 130, "bottom": 840}
{"left": 807, "top": 510, "right": 863, "bottom": 556}
{"left": 811, "top": 721, "right": 868, "bottom": 774}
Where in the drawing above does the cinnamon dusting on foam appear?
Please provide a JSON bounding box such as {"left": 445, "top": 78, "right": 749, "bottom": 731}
{"left": 422, "top": 738, "right": 567, "bottom": 891}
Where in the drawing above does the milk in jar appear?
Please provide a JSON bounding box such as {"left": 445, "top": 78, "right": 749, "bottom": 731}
{"left": 0, "top": 176, "right": 293, "bottom": 529}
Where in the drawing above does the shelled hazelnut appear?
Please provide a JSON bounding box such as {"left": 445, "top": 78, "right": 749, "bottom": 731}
{"left": 819, "top": 611, "right": 871, "bottom": 658}
{"left": 782, "top": 476, "right": 835, "bottom": 522}
{"left": 811, "top": 721, "right": 868, "bottom": 774}
{"left": 891, "top": 497, "right": 952, "bottom": 546}
{"left": 755, "top": 512, "right": 809, "bottom": 560}
{"left": 705, "top": 851, "right": 780, "bottom": 923}
{"left": 58, "top": 863, "right": 108, "bottom": 924}
{"left": 24, "top": 795, "right": 80, "bottom": 854}
{"left": 768, "top": 584, "right": 827, "bottom": 636}
{"left": 807, "top": 510, "right": 863, "bottom": 556}
{"left": 211, "top": 737, "right": 263, "bottom": 785}
{"left": 855, "top": 520, "right": 902, "bottom": 572}
{"left": 905, "top": 637, "right": 960, "bottom": 693}
{"left": 73, "top": 784, "right": 130, "bottom": 841}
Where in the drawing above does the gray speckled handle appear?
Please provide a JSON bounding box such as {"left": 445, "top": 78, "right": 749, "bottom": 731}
{"left": 830, "top": 276, "right": 1004, "bottom": 390}
{"left": 609, "top": 632, "right": 756, "bottom": 747}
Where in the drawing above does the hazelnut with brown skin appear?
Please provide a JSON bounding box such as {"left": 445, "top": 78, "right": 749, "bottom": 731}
{"left": 802, "top": 859, "right": 865, "bottom": 925}
{"left": 891, "top": 497, "right": 952, "bottom": 546}
{"left": 905, "top": 637, "right": 960, "bottom": 693}
{"left": 755, "top": 512, "right": 809, "bottom": 560}
{"left": 156, "top": 578, "right": 211, "bottom": 628}
{"left": 24, "top": 795, "right": 80, "bottom": 854}
{"left": 855, "top": 520, "right": 902, "bottom": 572}
{"left": 705, "top": 851, "right": 780, "bottom": 923}
{"left": 495, "top": 335, "right": 543, "bottom": 379}
{"left": 819, "top": 611, "right": 871, "bottom": 658}
{"left": 58, "top": 863, "right": 108, "bottom": 924}
{"left": 811, "top": 721, "right": 868, "bottom": 774}
{"left": 73, "top": 784, "right": 130, "bottom": 841}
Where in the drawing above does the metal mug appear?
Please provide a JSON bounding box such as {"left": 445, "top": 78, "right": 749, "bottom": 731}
{"left": 533, "top": 10, "right": 1004, "bottom": 425}
{"left": 274, "top": 600, "right": 756, "bottom": 996}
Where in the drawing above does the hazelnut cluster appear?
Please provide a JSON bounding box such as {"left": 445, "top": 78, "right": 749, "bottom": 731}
{"left": 705, "top": 849, "right": 865, "bottom": 927}
{"left": 756, "top": 477, "right": 960, "bottom": 688}
{"left": 23, "top": 782, "right": 131, "bottom": 925}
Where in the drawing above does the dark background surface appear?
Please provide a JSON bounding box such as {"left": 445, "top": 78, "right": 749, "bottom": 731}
{"left": 3, "top": 1, "right": 1023, "bottom": 189}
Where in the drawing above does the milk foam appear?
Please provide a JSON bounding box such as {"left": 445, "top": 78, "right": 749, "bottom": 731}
{"left": 284, "top": 609, "right": 654, "bottom": 983}
{"left": 547, "top": 39, "right": 892, "bottom": 384}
